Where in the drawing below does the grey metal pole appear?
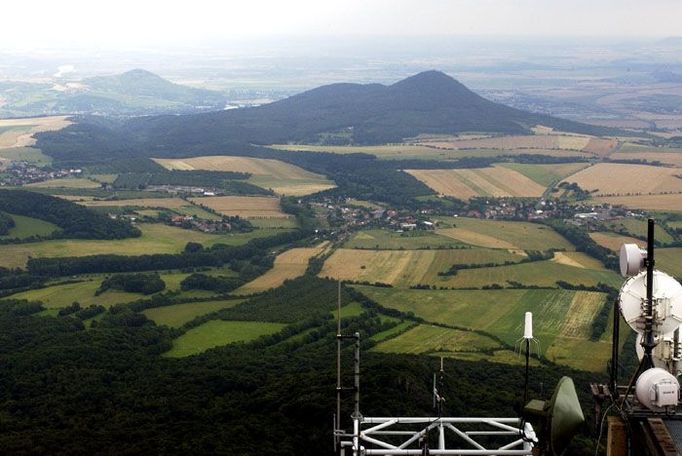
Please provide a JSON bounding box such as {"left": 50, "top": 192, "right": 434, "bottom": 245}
{"left": 354, "top": 332, "right": 361, "bottom": 456}
{"left": 643, "top": 218, "right": 656, "bottom": 369}
{"left": 337, "top": 280, "right": 342, "bottom": 449}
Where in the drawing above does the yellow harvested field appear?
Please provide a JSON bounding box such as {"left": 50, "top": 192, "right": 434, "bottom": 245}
{"left": 189, "top": 196, "right": 289, "bottom": 218}
{"left": 590, "top": 232, "right": 645, "bottom": 252}
{"left": 582, "top": 138, "right": 618, "bottom": 156}
{"left": 153, "top": 155, "right": 335, "bottom": 196}
{"left": 236, "top": 242, "right": 329, "bottom": 294}
{"left": 551, "top": 252, "right": 605, "bottom": 270}
{"left": 610, "top": 152, "right": 682, "bottom": 168}
{"left": 592, "top": 194, "right": 682, "bottom": 211}
{"left": 0, "top": 116, "right": 71, "bottom": 148}
{"left": 318, "top": 249, "right": 435, "bottom": 286}
{"left": 563, "top": 163, "right": 682, "bottom": 196}
{"left": 81, "top": 198, "right": 189, "bottom": 209}
{"left": 407, "top": 166, "right": 546, "bottom": 200}
{"left": 438, "top": 228, "right": 516, "bottom": 249}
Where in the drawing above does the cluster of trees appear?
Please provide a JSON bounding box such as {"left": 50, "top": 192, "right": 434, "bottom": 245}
{"left": 0, "top": 211, "right": 15, "bottom": 235}
{"left": 0, "top": 189, "right": 140, "bottom": 240}
{"left": 96, "top": 273, "right": 166, "bottom": 295}
{"left": 180, "top": 273, "right": 242, "bottom": 293}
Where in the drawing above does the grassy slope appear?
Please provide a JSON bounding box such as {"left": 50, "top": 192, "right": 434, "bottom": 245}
{"left": 0, "top": 223, "right": 287, "bottom": 268}
{"left": 0, "top": 214, "right": 58, "bottom": 239}
{"left": 434, "top": 217, "right": 574, "bottom": 251}
{"left": 356, "top": 286, "right": 610, "bottom": 371}
{"left": 164, "top": 320, "right": 286, "bottom": 357}
{"left": 498, "top": 162, "right": 589, "bottom": 187}
{"left": 344, "top": 229, "right": 465, "bottom": 250}
{"left": 143, "top": 299, "right": 244, "bottom": 328}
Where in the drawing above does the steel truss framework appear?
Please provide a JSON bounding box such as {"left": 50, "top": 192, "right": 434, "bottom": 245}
{"left": 338, "top": 416, "right": 536, "bottom": 455}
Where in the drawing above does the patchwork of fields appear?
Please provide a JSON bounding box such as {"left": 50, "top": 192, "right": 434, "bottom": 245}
{"left": 154, "top": 155, "right": 335, "bottom": 196}
{"left": 143, "top": 299, "right": 245, "bottom": 328}
{"left": 357, "top": 286, "right": 612, "bottom": 371}
{"left": 0, "top": 116, "right": 71, "bottom": 149}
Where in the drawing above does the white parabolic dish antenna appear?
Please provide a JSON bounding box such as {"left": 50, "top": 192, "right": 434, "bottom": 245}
{"left": 619, "top": 270, "right": 682, "bottom": 335}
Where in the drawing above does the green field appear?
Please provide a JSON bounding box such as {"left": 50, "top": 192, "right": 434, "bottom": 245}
{"left": 8, "top": 280, "right": 147, "bottom": 309}
{"left": 655, "top": 248, "right": 682, "bottom": 277}
{"left": 604, "top": 218, "right": 674, "bottom": 244}
{"left": 433, "top": 259, "right": 620, "bottom": 288}
{"left": 249, "top": 217, "right": 299, "bottom": 229}
{"left": 164, "top": 320, "right": 286, "bottom": 357}
{"left": 373, "top": 324, "right": 499, "bottom": 354}
{"left": 0, "top": 223, "right": 288, "bottom": 268}
{"left": 356, "top": 286, "right": 611, "bottom": 371}
{"left": 498, "top": 162, "right": 589, "bottom": 187}
{"left": 344, "top": 229, "right": 465, "bottom": 250}
{"left": 433, "top": 217, "right": 574, "bottom": 251}
{"left": 0, "top": 214, "right": 58, "bottom": 239}
{"left": 0, "top": 147, "right": 52, "bottom": 165}
{"left": 26, "top": 178, "right": 101, "bottom": 189}
{"left": 143, "top": 299, "right": 244, "bottom": 327}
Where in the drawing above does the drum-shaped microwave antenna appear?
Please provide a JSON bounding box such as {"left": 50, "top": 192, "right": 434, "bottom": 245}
{"left": 619, "top": 270, "right": 682, "bottom": 335}
{"left": 620, "top": 243, "right": 647, "bottom": 277}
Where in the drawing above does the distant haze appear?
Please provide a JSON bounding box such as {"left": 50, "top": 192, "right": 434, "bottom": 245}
{"left": 1, "top": 0, "right": 681, "bottom": 51}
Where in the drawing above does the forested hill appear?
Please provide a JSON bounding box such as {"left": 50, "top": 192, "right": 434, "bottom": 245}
{"left": 37, "top": 70, "right": 623, "bottom": 164}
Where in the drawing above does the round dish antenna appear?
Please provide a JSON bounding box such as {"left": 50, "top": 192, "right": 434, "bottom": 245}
{"left": 619, "top": 270, "right": 682, "bottom": 335}
{"left": 620, "top": 243, "right": 647, "bottom": 277}
{"left": 635, "top": 367, "right": 680, "bottom": 411}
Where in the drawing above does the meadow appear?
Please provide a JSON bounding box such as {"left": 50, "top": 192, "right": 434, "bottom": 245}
{"left": 164, "top": 320, "right": 286, "bottom": 357}
{"left": 5, "top": 271, "right": 222, "bottom": 308}
{"left": 343, "top": 229, "right": 465, "bottom": 250}
{"left": 356, "top": 286, "right": 611, "bottom": 371}
{"left": 0, "top": 147, "right": 52, "bottom": 165}
{"left": 433, "top": 217, "right": 574, "bottom": 251}
{"left": 0, "top": 214, "right": 58, "bottom": 239}
{"left": 603, "top": 218, "right": 674, "bottom": 244}
{"left": 27, "top": 178, "right": 101, "bottom": 189}
{"left": 142, "top": 299, "right": 245, "bottom": 328}
{"left": 0, "top": 223, "right": 285, "bottom": 268}
{"left": 154, "top": 155, "right": 335, "bottom": 196}
{"left": 406, "top": 166, "right": 546, "bottom": 200}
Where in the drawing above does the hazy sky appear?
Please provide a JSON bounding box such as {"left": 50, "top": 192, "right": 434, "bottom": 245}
{"left": 2, "top": 0, "right": 681, "bottom": 50}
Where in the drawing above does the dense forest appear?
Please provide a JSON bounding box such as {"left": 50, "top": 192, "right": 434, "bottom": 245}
{"left": 0, "top": 277, "right": 602, "bottom": 455}
{"left": 0, "top": 190, "right": 140, "bottom": 240}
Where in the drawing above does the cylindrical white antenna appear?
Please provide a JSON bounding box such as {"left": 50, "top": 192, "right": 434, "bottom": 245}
{"left": 524, "top": 312, "right": 533, "bottom": 339}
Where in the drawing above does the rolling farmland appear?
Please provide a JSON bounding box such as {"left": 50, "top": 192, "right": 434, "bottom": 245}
{"left": 236, "top": 243, "right": 329, "bottom": 294}
{"left": 407, "top": 166, "right": 546, "bottom": 200}
{"left": 164, "top": 320, "right": 286, "bottom": 357}
{"left": 564, "top": 163, "right": 682, "bottom": 196}
{"left": 0, "top": 214, "right": 58, "bottom": 239}
{"left": 590, "top": 232, "right": 645, "bottom": 252}
{"left": 433, "top": 217, "right": 574, "bottom": 251}
{"left": 356, "top": 286, "right": 611, "bottom": 371}
{"left": 189, "top": 196, "right": 290, "bottom": 218}
{"left": 154, "top": 155, "right": 335, "bottom": 196}
{"left": 0, "top": 223, "right": 284, "bottom": 268}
